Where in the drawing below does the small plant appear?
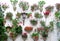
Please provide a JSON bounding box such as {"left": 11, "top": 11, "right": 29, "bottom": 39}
{"left": 22, "top": 33, "right": 28, "bottom": 41}
{"left": 30, "top": 19, "right": 37, "bottom": 25}
{"left": 2, "top": 3, "right": 8, "bottom": 10}
{"left": 38, "top": 1, "right": 45, "bottom": 12}
{"left": 56, "top": 21, "right": 60, "bottom": 28}
{"left": 45, "top": 6, "right": 54, "bottom": 12}
{"left": 34, "top": 12, "right": 43, "bottom": 18}
{"left": 55, "top": 11, "right": 60, "bottom": 20}
{"left": 40, "top": 21, "right": 45, "bottom": 27}
{"left": 56, "top": 3, "right": 60, "bottom": 11}
{"left": 31, "top": 4, "right": 39, "bottom": 11}
{"left": 16, "top": 12, "right": 21, "bottom": 19}
{"left": 19, "top": 1, "right": 29, "bottom": 11}
{"left": 6, "top": 12, "right": 13, "bottom": 20}
{"left": 44, "top": 10, "right": 50, "bottom": 18}
{"left": 10, "top": 0, "right": 18, "bottom": 11}
{"left": 27, "top": 12, "right": 32, "bottom": 18}
{"left": 31, "top": 32, "right": 39, "bottom": 41}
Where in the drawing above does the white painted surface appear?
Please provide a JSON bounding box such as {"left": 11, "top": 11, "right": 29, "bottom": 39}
{"left": 0, "top": 0, "right": 59, "bottom": 41}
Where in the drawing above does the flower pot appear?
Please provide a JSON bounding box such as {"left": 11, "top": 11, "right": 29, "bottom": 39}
{"left": 24, "top": 26, "right": 33, "bottom": 33}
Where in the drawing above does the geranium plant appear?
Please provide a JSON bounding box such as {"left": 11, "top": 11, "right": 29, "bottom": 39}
{"left": 56, "top": 3, "right": 60, "bottom": 11}
{"left": 22, "top": 33, "right": 28, "bottom": 41}
{"left": 55, "top": 11, "right": 60, "bottom": 20}
{"left": 31, "top": 4, "right": 39, "bottom": 11}
{"left": 30, "top": 19, "right": 37, "bottom": 26}
{"left": 31, "top": 32, "right": 39, "bottom": 41}
{"left": 10, "top": 0, "right": 18, "bottom": 11}
{"left": 45, "top": 6, "right": 54, "bottom": 12}
{"left": 19, "top": 1, "right": 29, "bottom": 11}
{"left": 38, "top": 1, "right": 45, "bottom": 12}
{"left": 2, "top": 3, "right": 8, "bottom": 10}
{"left": 16, "top": 12, "right": 21, "bottom": 19}
{"left": 34, "top": 12, "right": 43, "bottom": 19}
{"left": 6, "top": 12, "right": 13, "bottom": 20}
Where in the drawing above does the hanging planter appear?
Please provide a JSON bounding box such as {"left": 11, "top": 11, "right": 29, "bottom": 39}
{"left": 55, "top": 11, "right": 60, "bottom": 20}
{"left": 24, "top": 26, "right": 33, "bottom": 33}
{"left": 31, "top": 4, "right": 39, "bottom": 11}
{"left": 19, "top": 1, "right": 29, "bottom": 11}
{"left": 56, "top": 3, "right": 60, "bottom": 11}
{"left": 6, "top": 12, "right": 13, "bottom": 20}
{"left": 31, "top": 32, "right": 39, "bottom": 41}
{"left": 2, "top": 3, "right": 8, "bottom": 10}
{"left": 38, "top": 1, "right": 45, "bottom": 12}
{"left": 22, "top": 33, "right": 28, "bottom": 41}
{"left": 30, "top": 19, "right": 37, "bottom": 26}
{"left": 45, "top": 6, "right": 54, "bottom": 12}
{"left": 34, "top": 12, "right": 43, "bottom": 19}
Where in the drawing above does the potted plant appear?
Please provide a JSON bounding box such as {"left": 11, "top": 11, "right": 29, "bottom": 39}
{"left": 56, "top": 3, "right": 60, "bottom": 11}
{"left": 19, "top": 1, "right": 29, "bottom": 11}
{"left": 40, "top": 21, "right": 45, "bottom": 27}
{"left": 0, "top": 33, "right": 8, "bottom": 41}
{"left": 45, "top": 6, "right": 54, "bottom": 12}
{"left": 2, "top": 3, "right": 8, "bottom": 10}
{"left": 27, "top": 12, "right": 32, "bottom": 18}
{"left": 31, "top": 32, "right": 39, "bottom": 41}
{"left": 6, "top": 12, "right": 13, "bottom": 20}
{"left": 34, "top": 12, "right": 43, "bottom": 19}
{"left": 10, "top": 27, "right": 17, "bottom": 41}
{"left": 31, "top": 4, "right": 39, "bottom": 11}
{"left": 10, "top": 0, "right": 18, "bottom": 11}
{"left": 40, "top": 21, "right": 54, "bottom": 41}
{"left": 15, "top": 26, "right": 22, "bottom": 34}
{"left": 30, "top": 19, "right": 37, "bottom": 26}
{"left": 55, "top": 11, "right": 60, "bottom": 20}
{"left": 22, "top": 33, "right": 28, "bottom": 41}
{"left": 6, "top": 26, "right": 12, "bottom": 33}
{"left": 38, "top": 1, "right": 45, "bottom": 12}
{"left": 43, "top": 10, "right": 50, "bottom": 18}
{"left": 16, "top": 12, "right": 21, "bottom": 19}
{"left": 24, "top": 26, "right": 33, "bottom": 33}
{"left": 0, "top": 5, "right": 8, "bottom": 41}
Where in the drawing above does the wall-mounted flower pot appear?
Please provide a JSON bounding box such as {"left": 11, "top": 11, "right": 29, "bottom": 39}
{"left": 19, "top": 1, "right": 29, "bottom": 11}
{"left": 16, "top": 12, "right": 21, "bottom": 19}
{"left": 31, "top": 32, "right": 39, "bottom": 41}
{"left": 45, "top": 6, "right": 54, "bottom": 12}
{"left": 38, "top": 1, "right": 45, "bottom": 12}
{"left": 44, "top": 10, "right": 50, "bottom": 18}
{"left": 6, "top": 12, "right": 13, "bottom": 20}
{"left": 22, "top": 33, "right": 28, "bottom": 41}
{"left": 2, "top": 3, "right": 8, "bottom": 10}
{"left": 24, "top": 26, "right": 33, "bottom": 33}
{"left": 31, "top": 4, "right": 39, "bottom": 11}
{"left": 34, "top": 12, "right": 43, "bottom": 19}
{"left": 30, "top": 19, "right": 37, "bottom": 26}
{"left": 55, "top": 11, "right": 60, "bottom": 20}
{"left": 56, "top": 3, "right": 60, "bottom": 11}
